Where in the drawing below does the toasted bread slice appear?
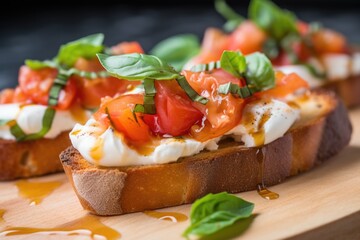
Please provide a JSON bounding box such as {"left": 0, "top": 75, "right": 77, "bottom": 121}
{"left": 60, "top": 90, "right": 352, "bottom": 216}
{"left": 0, "top": 131, "right": 70, "bottom": 181}
{"left": 322, "top": 75, "right": 360, "bottom": 108}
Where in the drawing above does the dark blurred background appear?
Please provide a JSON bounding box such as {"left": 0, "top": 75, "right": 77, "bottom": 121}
{"left": 1, "top": 0, "right": 359, "bottom": 89}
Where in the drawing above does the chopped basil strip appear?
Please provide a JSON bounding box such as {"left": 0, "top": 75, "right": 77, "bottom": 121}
{"left": 9, "top": 108, "right": 56, "bottom": 142}
{"left": 220, "top": 51, "right": 247, "bottom": 78}
{"left": 183, "top": 192, "right": 255, "bottom": 238}
{"left": 97, "top": 53, "right": 180, "bottom": 81}
{"left": 218, "top": 82, "right": 255, "bottom": 98}
{"left": 133, "top": 79, "right": 157, "bottom": 114}
{"left": 215, "top": 0, "right": 245, "bottom": 32}
{"left": 176, "top": 76, "right": 208, "bottom": 104}
{"left": 304, "top": 63, "right": 326, "bottom": 79}
{"left": 262, "top": 38, "right": 280, "bottom": 59}
{"left": 190, "top": 61, "right": 221, "bottom": 72}
{"left": 48, "top": 72, "right": 69, "bottom": 106}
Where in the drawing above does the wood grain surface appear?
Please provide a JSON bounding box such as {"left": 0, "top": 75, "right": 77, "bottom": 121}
{"left": 0, "top": 109, "right": 360, "bottom": 240}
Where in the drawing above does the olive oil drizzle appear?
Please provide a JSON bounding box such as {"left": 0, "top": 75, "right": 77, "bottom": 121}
{"left": 0, "top": 209, "right": 5, "bottom": 222}
{"left": 256, "top": 148, "right": 279, "bottom": 200}
{"left": 144, "top": 211, "right": 188, "bottom": 222}
{"left": 15, "top": 180, "right": 63, "bottom": 205}
{"left": 0, "top": 215, "right": 121, "bottom": 240}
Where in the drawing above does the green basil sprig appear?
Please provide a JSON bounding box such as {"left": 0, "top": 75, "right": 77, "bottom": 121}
{"left": 9, "top": 108, "right": 55, "bottom": 141}
{"left": 150, "top": 34, "right": 200, "bottom": 71}
{"left": 249, "top": 0, "right": 298, "bottom": 41}
{"left": 215, "top": 0, "right": 245, "bottom": 32}
{"left": 56, "top": 33, "right": 104, "bottom": 68}
{"left": 97, "top": 53, "right": 208, "bottom": 114}
{"left": 190, "top": 51, "right": 274, "bottom": 98}
{"left": 183, "top": 192, "right": 254, "bottom": 239}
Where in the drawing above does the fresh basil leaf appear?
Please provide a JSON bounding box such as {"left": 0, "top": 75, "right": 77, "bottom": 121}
{"left": 190, "top": 61, "right": 221, "bottom": 72}
{"left": 249, "top": 0, "right": 298, "bottom": 40}
{"left": 97, "top": 53, "right": 180, "bottom": 81}
{"left": 48, "top": 73, "right": 69, "bottom": 106}
{"left": 57, "top": 33, "right": 104, "bottom": 67}
{"left": 183, "top": 192, "right": 254, "bottom": 238}
{"left": 150, "top": 34, "right": 200, "bottom": 71}
{"left": 25, "top": 59, "right": 58, "bottom": 70}
{"left": 218, "top": 82, "right": 255, "bottom": 98}
{"left": 9, "top": 108, "right": 56, "bottom": 141}
{"left": 245, "top": 52, "right": 275, "bottom": 91}
{"left": 215, "top": 0, "right": 245, "bottom": 32}
{"left": 220, "top": 51, "right": 246, "bottom": 78}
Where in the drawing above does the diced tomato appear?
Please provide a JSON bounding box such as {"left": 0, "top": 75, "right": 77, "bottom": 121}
{"left": 72, "top": 75, "right": 137, "bottom": 109}
{"left": 95, "top": 94, "right": 152, "bottom": 144}
{"left": 312, "top": 29, "right": 347, "bottom": 54}
{"left": 183, "top": 69, "right": 246, "bottom": 142}
{"left": 74, "top": 57, "right": 104, "bottom": 72}
{"left": 111, "top": 41, "right": 144, "bottom": 55}
{"left": 228, "top": 21, "right": 267, "bottom": 55}
{"left": 257, "top": 71, "right": 309, "bottom": 98}
{"left": 18, "top": 65, "right": 76, "bottom": 109}
{"left": 143, "top": 80, "right": 203, "bottom": 137}
{"left": 185, "top": 28, "right": 229, "bottom": 68}
{"left": 0, "top": 89, "right": 15, "bottom": 104}
{"left": 297, "top": 21, "right": 309, "bottom": 36}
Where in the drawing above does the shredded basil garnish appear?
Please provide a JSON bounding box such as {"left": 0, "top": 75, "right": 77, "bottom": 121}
{"left": 9, "top": 108, "right": 56, "bottom": 141}
{"left": 190, "top": 61, "right": 221, "bottom": 72}
{"left": 176, "top": 76, "right": 209, "bottom": 104}
{"left": 218, "top": 82, "right": 256, "bottom": 98}
{"left": 133, "top": 79, "right": 157, "bottom": 114}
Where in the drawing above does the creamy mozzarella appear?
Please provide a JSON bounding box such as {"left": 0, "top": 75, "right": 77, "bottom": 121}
{"left": 0, "top": 104, "right": 90, "bottom": 140}
{"left": 71, "top": 99, "right": 299, "bottom": 167}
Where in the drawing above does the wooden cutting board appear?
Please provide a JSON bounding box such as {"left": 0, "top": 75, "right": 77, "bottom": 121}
{"left": 1, "top": 109, "right": 360, "bottom": 240}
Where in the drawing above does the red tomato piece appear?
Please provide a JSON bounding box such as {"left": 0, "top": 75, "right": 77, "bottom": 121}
{"left": 143, "top": 80, "right": 204, "bottom": 137}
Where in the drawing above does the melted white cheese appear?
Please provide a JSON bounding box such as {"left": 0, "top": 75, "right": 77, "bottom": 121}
{"left": 70, "top": 99, "right": 299, "bottom": 167}
{"left": 0, "top": 104, "right": 90, "bottom": 140}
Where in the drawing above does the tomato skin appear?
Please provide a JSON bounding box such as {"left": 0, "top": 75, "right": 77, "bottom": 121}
{"left": 94, "top": 94, "right": 152, "bottom": 144}
{"left": 312, "top": 29, "right": 347, "bottom": 54}
{"left": 74, "top": 57, "right": 104, "bottom": 72}
{"left": 0, "top": 89, "right": 15, "bottom": 104}
{"left": 143, "top": 81, "right": 204, "bottom": 137}
{"left": 72, "top": 75, "right": 137, "bottom": 109}
{"left": 228, "top": 21, "right": 267, "bottom": 55}
{"left": 18, "top": 65, "right": 76, "bottom": 109}
{"left": 185, "top": 28, "right": 229, "bottom": 68}
{"left": 257, "top": 71, "right": 309, "bottom": 98}
{"left": 183, "top": 69, "right": 246, "bottom": 142}
{"left": 111, "top": 41, "right": 144, "bottom": 55}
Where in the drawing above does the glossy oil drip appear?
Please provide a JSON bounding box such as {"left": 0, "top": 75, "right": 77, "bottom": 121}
{"left": 70, "top": 104, "right": 88, "bottom": 124}
{"left": 90, "top": 137, "right": 104, "bottom": 163}
{"left": 0, "top": 209, "right": 5, "bottom": 222}
{"left": 15, "top": 180, "right": 63, "bottom": 205}
{"left": 256, "top": 148, "right": 279, "bottom": 200}
{"left": 0, "top": 215, "right": 121, "bottom": 239}
{"left": 144, "top": 211, "right": 188, "bottom": 223}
